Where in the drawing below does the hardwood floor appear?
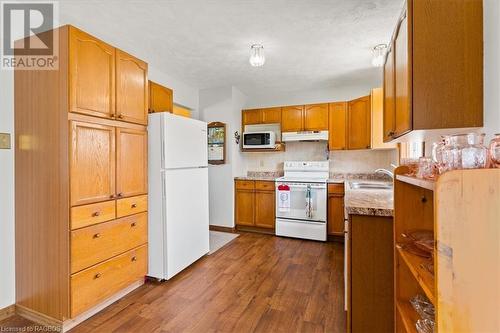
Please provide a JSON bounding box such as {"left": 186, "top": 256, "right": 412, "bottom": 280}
{"left": 0, "top": 232, "right": 346, "bottom": 332}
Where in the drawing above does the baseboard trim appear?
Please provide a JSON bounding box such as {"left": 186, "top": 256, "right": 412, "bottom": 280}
{"left": 209, "top": 225, "right": 236, "bottom": 233}
{"left": 15, "top": 279, "right": 145, "bottom": 332}
{"left": 235, "top": 225, "right": 275, "bottom": 235}
{"left": 0, "top": 304, "right": 16, "bottom": 322}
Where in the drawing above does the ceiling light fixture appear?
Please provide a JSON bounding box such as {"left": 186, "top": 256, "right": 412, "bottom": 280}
{"left": 249, "top": 44, "right": 265, "bottom": 67}
{"left": 371, "top": 44, "right": 387, "bottom": 67}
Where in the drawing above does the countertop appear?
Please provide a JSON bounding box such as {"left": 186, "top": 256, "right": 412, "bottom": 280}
{"left": 343, "top": 180, "right": 394, "bottom": 217}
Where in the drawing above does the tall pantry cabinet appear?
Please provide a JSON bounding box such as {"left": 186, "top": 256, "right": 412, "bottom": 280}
{"left": 15, "top": 25, "right": 149, "bottom": 329}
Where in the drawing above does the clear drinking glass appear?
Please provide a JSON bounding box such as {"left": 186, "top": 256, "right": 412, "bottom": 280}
{"left": 417, "top": 157, "right": 436, "bottom": 179}
{"left": 431, "top": 136, "right": 448, "bottom": 174}
{"left": 489, "top": 134, "right": 500, "bottom": 168}
{"left": 461, "top": 133, "right": 488, "bottom": 169}
{"left": 442, "top": 135, "right": 467, "bottom": 171}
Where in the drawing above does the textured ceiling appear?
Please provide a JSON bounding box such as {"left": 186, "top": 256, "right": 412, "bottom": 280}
{"left": 59, "top": 0, "right": 403, "bottom": 96}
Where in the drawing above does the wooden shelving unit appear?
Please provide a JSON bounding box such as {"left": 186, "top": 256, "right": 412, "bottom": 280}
{"left": 241, "top": 142, "right": 286, "bottom": 152}
{"left": 394, "top": 167, "right": 500, "bottom": 333}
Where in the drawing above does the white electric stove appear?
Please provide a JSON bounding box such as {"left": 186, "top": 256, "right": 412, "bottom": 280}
{"left": 275, "top": 161, "right": 329, "bottom": 241}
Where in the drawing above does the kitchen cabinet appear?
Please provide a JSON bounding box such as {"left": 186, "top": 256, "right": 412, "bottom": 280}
{"left": 304, "top": 103, "right": 329, "bottom": 131}
{"left": 327, "top": 183, "right": 345, "bottom": 236}
{"left": 234, "top": 179, "right": 275, "bottom": 230}
{"left": 281, "top": 105, "right": 304, "bottom": 132}
{"left": 371, "top": 88, "right": 397, "bottom": 149}
{"left": 149, "top": 81, "right": 173, "bottom": 113}
{"left": 242, "top": 107, "right": 282, "bottom": 127}
{"left": 383, "top": 0, "right": 483, "bottom": 141}
{"left": 347, "top": 95, "right": 371, "bottom": 150}
{"left": 242, "top": 109, "right": 262, "bottom": 125}
{"left": 116, "top": 49, "right": 148, "bottom": 125}
{"left": 328, "top": 102, "right": 347, "bottom": 150}
{"left": 15, "top": 25, "right": 148, "bottom": 327}
{"left": 173, "top": 104, "right": 191, "bottom": 118}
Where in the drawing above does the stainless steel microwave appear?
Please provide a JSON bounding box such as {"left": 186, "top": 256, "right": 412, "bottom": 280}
{"left": 242, "top": 131, "right": 276, "bottom": 149}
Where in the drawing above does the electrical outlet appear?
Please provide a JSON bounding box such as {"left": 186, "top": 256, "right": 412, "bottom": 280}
{"left": 0, "top": 133, "right": 11, "bottom": 149}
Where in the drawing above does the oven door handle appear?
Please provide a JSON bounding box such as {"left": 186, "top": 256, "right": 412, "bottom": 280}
{"left": 276, "top": 184, "right": 326, "bottom": 189}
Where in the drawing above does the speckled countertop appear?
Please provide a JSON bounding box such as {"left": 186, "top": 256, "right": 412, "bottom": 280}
{"left": 344, "top": 180, "right": 394, "bottom": 217}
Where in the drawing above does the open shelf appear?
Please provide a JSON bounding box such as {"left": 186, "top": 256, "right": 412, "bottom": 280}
{"left": 241, "top": 142, "right": 285, "bottom": 152}
{"left": 397, "top": 247, "right": 435, "bottom": 305}
{"left": 396, "top": 300, "right": 419, "bottom": 333}
{"left": 396, "top": 175, "right": 436, "bottom": 191}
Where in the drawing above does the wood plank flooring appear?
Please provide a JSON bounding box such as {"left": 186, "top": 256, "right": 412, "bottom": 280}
{"left": 0, "top": 232, "right": 346, "bottom": 332}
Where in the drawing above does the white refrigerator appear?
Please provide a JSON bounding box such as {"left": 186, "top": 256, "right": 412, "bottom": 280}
{"left": 148, "top": 112, "right": 209, "bottom": 280}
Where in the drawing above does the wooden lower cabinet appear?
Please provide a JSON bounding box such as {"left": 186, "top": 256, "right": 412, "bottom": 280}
{"left": 235, "top": 180, "right": 275, "bottom": 230}
{"left": 327, "top": 183, "right": 345, "bottom": 236}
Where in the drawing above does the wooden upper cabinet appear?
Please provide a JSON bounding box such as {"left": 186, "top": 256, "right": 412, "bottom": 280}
{"left": 261, "top": 107, "right": 281, "bottom": 124}
{"left": 347, "top": 96, "right": 371, "bottom": 150}
{"left": 328, "top": 102, "right": 347, "bottom": 150}
{"left": 304, "top": 103, "right": 329, "bottom": 131}
{"left": 242, "top": 109, "right": 261, "bottom": 125}
{"left": 383, "top": 46, "right": 396, "bottom": 142}
{"left": 149, "top": 81, "right": 173, "bottom": 113}
{"left": 70, "top": 120, "right": 116, "bottom": 206}
{"left": 394, "top": 14, "right": 412, "bottom": 137}
{"left": 281, "top": 105, "right": 304, "bottom": 132}
{"left": 372, "top": 88, "right": 397, "bottom": 149}
{"left": 116, "top": 127, "right": 148, "bottom": 198}
{"left": 116, "top": 49, "right": 148, "bottom": 125}
{"left": 69, "top": 27, "right": 115, "bottom": 119}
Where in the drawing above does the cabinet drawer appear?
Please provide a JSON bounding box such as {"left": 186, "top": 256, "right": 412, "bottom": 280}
{"left": 71, "top": 245, "right": 147, "bottom": 317}
{"left": 235, "top": 180, "right": 255, "bottom": 190}
{"left": 71, "top": 201, "right": 116, "bottom": 230}
{"left": 255, "top": 181, "right": 275, "bottom": 191}
{"left": 117, "top": 195, "right": 148, "bottom": 218}
{"left": 71, "top": 213, "right": 147, "bottom": 273}
{"left": 328, "top": 183, "right": 345, "bottom": 195}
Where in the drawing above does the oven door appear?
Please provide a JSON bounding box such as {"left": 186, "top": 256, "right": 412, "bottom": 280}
{"left": 275, "top": 182, "right": 327, "bottom": 222}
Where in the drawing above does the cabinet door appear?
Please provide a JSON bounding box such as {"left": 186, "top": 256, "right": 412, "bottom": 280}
{"left": 347, "top": 96, "right": 371, "bottom": 150}
{"left": 304, "top": 103, "right": 329, "bottom": 131}
{"left": 383, "top": 46, "right": 396, "bottom": 142}
{"left": 255, "top": 191, "right": 275, "bottom": 229}
{"left": 149, "top": 81, "right": 173, "bottom": 113}
{"left": 116, "top": 127, "right": 148, "bottom": 198}
{"left": 69, "top": 27, "right": 115, "bottom": 119}
{"left": 70, "top": 121, "right": 116, "bottom": 206}
{"left": 328, "top": 102, "right": 347, "bottom": 150}
{"left": 235, "top": 190, "right": 254, "bottom": 226}
{"left": 261, "top": 107, "right": 282, "bottom": 124}
{"left": 281, "top": 105, "right": 304, "bottom": 132}
{"left": 242, "top": 109, "right": 262, "bottom": 125}
{"left": 328, "top": 194, "right": 344, "bottom": 235}
{"left": 116, "top": 50, "right": 148, "bottom": 125}
{"left": 394, "top": 14, "right": 412, "bottom": 137}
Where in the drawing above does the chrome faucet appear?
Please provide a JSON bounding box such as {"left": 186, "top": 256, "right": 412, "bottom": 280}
{"left": 375, "top": 168, "right": 394, "bottom": 180}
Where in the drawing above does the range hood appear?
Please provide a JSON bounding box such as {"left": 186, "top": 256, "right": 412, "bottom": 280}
{"left": 282, "top": 130, "right": 329, "bottom": 142}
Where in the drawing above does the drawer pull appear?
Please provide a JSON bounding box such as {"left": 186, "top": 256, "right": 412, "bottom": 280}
{"left": 93, "top": 233, "right": 101, "bottom": 239}
{"left": 110, "top": 194, "right": 116, "bottom": 199}
{"left": 92, "top": 211, "right": 101, "bottom": 217}
{"left": 117, "top": 193, "right": 123, "bottom": 198}
{"left": 94, "top": 273, "right": 101, "bottom": 279}
{"left": 421, "top": 196, "right": 427, "bottom": 203}
{"left": 117, "top": 114, "right": 124, "bottom": 119}
{"left": 131, "top": 256, "right": 137, "bottom": 262}
{"left": 131, "top": 203, "right": 137, "bottom": 208}
{"left": 131, "top": 222, "right": 137, "bottom": 227}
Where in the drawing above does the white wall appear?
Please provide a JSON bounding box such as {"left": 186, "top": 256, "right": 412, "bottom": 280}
{"left": 0, "top": 69, "right": 15, "bottom": 309}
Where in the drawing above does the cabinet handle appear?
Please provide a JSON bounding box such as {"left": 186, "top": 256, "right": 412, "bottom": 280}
{"left": 131, "top": 203, "right": 137, "bottom": 208}
{"left": 366, "top": 145, "right": 371, "bottom": 149}
{"left": 117, "top": 193, "right": 123, "bottom": 198}
{"left": 92, "top": 211, "right": 101, "bottom": 217}
{"left": 117, "top": 114, "right": 124, "bottom": 119}
{"left": 388, "top": 131, "right": 395, "bottom": 137}
{"left": 421, "top": 196, "right": 427, "bottom": 203}
{"left": 93, "top": 233, "right": 101, "bottom": 239}
{"left": 131, "top": 256, "right": 137, "bottom": 262}
{"left": 110, "top": 194, "right": 116, "bottom": 199}
{"left": 94, "top": 273, "right": 101, "bottom": 279}
{"left": 131, "top": 222, "right": 137, "bottom": 227}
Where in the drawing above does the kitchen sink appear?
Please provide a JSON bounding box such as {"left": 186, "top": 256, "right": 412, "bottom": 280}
{"left": 349, "top": 182, "right": 393, "bottom": 190}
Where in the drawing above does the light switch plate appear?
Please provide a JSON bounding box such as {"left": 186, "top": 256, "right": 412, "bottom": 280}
{"left": 0, "top": 133, "right": 11, "bottom": 149}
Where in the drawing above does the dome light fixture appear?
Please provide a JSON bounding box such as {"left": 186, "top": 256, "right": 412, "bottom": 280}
{"left": 249, "top": 44, "right": 265, "bottom": 67}
{"left": 371, "top": 44, "right": 388, "bottom": 67}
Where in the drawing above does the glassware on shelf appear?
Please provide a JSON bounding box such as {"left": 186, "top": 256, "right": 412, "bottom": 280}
{"left": 416, "top": 318, "right": 435, "bottom": 333}
{"left": 431, "top": 136, "right": 448, "bottom": 174}
{"left": 489, "top": 134, "right": 500, "bottom": 168}
{"left": 461, "top": 133, "right": 488, "bottom": 169}
{"left": 441, "top": 134, "right": 467, "bottom": 171}
{"left": 410, "top": 294, "right": 435, "bottom": 320}
{"left": 417, "top": 157, "right": 436, "bottom": 179}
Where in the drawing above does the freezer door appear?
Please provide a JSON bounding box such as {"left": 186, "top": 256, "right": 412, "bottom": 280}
{"left": 162, "top": 113, "right": 208, "bottom": 169}
{"left": 164, "top": 167, "right": 209, "bottom": 279}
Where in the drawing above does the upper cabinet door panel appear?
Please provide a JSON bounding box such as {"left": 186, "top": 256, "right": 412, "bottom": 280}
{"left": 70, "top": 121, "right": 116, "bottom": 206}
{"left": 116, "top": 50, "right": 148, "bottom": 125}
{"left": 281, "top": 105, "right": 304, "bottom": 132}
{"left": 348, "top": 96, "right": 371, "bottom": 150}
{"left": 149, "top": 81, "right": 173, "bottom": 113}
{"left": 394, "top": 14, "right": 412, "bottom": 137}
{"left": 328, "top": 102, "right": 347, "bottom": 150}
{"left": 242, "top": 109, "right": 262, "bottom": 125}
{"left": 383, "top": 46, "right": 396, "bottom": 142}
{"left": 304, "top": 103, "right": 329, "bottom": 131}
{"left": 261, "top": 107, "right": 282, "bottom": 124}
{"left": 116, "top": 127, "right": 148, "bottom": 198}
{"left": 69, "top": 27, "right": 115, "bottom": 119}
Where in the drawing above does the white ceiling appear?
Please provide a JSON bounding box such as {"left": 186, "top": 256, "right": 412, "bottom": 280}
{"left": 60, "top": 0, "right": 403, "bottom": 96}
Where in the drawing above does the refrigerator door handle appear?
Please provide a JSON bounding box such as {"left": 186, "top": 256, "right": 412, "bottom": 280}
{"left": 161, "top": 172, "right": 166, "bottom": 198}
